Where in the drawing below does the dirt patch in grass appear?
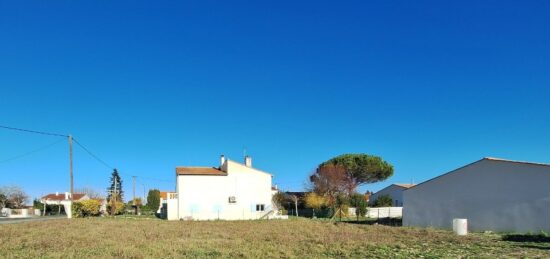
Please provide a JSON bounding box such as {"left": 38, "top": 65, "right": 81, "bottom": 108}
{"left": 0, "top": 217, "right": 549, "bottom": 258}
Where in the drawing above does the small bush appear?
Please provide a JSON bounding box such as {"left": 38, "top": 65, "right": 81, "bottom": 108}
{"left": 304, "top": 193, "right": 326, "bottom": 210}
{"left": 334, "top": 205, "right": 349, "bottom": 218}
{"left": 372, "top": 194, "right": 393, "bottom": 207}
{"left": 107, "top": 201, "right": 125, "bottom": 215}
{"left": 80, "top": 200, "right": 101, "bottom": 216}
{"left": 72, "top": 199, "right": 101, "bottom": 217}
{"left": 350, "top": 193, "right": 367, "bottom": 217}
{"left": 72, "top": 202, "right": 83, "bottom": 218}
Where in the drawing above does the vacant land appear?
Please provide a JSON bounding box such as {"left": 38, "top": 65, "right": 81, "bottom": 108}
{"left": 0, "top": 217, "right": 548, "bottom": 258}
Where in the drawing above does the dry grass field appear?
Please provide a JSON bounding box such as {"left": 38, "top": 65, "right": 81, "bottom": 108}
{"left": 1, "top": 217, "right": 549, "bottom": 258}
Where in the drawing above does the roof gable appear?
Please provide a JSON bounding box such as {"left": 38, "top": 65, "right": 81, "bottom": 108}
{"left": 374, "top": 183, "right": 414, "bottom": 195}
{"left": 484, "top": 157, "right": 550, "bottom": 167}
{"left": 406, "top": 157, "right": 550, "bottom": 191}
{"left": 393, "top": 183, "right": 416, "bottom": 188}
{"left": 225, "top": 159, "right": 272, "bottom": 176}
{"left": 176, "top": 167, "right": 227, "bottom": 176}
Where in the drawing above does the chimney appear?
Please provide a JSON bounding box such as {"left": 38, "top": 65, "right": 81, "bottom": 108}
{"left": 55, "top": 191, "right": 59, "bottom": 196}
{"left": 64, "top": 192, "right": 69, "bottom": 200}
{"left": 244, "top": 156, "right": 252, "bottom": 167}
{"left": 220, "top": 155, "right": 226, "bottom": 166}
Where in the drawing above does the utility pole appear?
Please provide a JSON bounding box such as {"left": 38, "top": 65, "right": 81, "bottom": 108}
{"left": 68, "top": 135, "right": 73, "bottom": 202}
{"left": 142, "top": 184, "right": 146, "bottom": 201}
{"left": 132, "top": 176, "right": 137, "bottom": 215}
{"left": 111, "top": 177, "right": 117, "bottom": 215}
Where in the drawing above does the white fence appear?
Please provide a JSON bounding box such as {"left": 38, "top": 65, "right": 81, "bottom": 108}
{"left": 367, "top": 207, "right": 402, "bottom": 219}
{"left": 0, "top": 208, "right": 41, "bottom": 218}
{"left": 1, "top": 208, "right": 9, "bottom": 217}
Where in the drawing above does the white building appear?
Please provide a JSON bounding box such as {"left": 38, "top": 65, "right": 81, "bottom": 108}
{"left": 170, "top": 155, "right": 281, "bottom": 220}
{"left": 369, "top": 183, "right": 415, "bottom": 207}
{"left": 403, "top": 157, "right": 550, "bottom": 233}
{"left": 40, "top": 192, "right": 89, "bottom": 218}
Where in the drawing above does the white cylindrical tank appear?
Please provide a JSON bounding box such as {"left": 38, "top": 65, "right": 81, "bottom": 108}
{"left": 453, "top": 218, "right": 468, "bottom": 236}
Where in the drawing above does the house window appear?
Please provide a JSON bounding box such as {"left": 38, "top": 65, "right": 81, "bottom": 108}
{"left": 228, "top": 196, "right": 236, "bottom": 203}
{"left": 256, "top": 204, "right": 265, "bottom": 211}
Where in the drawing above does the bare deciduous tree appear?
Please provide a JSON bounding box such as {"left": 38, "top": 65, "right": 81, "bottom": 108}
{"left": 309, "top": 164, "right": 349, "bottom": 206}
{"left": 0, "top": 191, "right": 8, "bottom": 209}
{"left": 0, "top": 186, "right": 28, "bottom": 209}
{"left": 272, "top": 192, "right": 287, "bottom": 211}
{"left": 289, "top": 194, "right": 300, "bottom": 217}
{"left": 75, "top": 187, "right": 103, "bottom": 199}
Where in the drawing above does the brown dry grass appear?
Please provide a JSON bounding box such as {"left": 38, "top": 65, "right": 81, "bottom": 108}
{"left": 0, "top": 217, "right": 549, "bottom": 258}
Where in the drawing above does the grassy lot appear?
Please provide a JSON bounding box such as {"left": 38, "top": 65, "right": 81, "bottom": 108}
{"left": 0, "top": 217, "right": 549, "bottom": 258}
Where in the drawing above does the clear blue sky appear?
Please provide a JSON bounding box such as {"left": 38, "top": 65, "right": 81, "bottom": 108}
{"left": 1, "top": 1, "right": 549, "bottom": 201}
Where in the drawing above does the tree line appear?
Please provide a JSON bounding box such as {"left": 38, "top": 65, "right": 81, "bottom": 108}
{"left": 73, "top": 169, "right": 164, "bottom": 217}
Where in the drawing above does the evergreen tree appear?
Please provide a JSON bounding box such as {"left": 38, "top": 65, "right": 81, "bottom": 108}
{"left": 107, "top": 169, "right": 123, "bottom": 202}
{"left": 146, "top": 189, "right": 161, "bottom": 212}
{"left": 319, "top": 153, "right": 394, "bottom": 194}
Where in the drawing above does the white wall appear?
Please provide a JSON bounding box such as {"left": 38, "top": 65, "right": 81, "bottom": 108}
{"left": 166, "top": 193, "right": 178, "bottom": 220}
{"left": 176, "top": 160, "right": 273, "bottom": 220}
{"left": 404, "top": 159, "right": 550, "bottom": 233}
{"left": 367, "top": 207, "right": 402, "bottom": 218}
{"left": 370, "top": 185, "right": 407, "bottom": 206}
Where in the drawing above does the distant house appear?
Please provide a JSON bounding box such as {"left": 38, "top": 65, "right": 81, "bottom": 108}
{"left": 169, "top": 155, "right": 283, "bottom": 220}
{"left": 160, "top": 191, "right": 168, "bottom": 204}
{"left": 364, "top": 191, "right": 373, "bottom": 203}
{"left": 369, "top": 184, "right": 415, "bottom": 207}
{"left": 40, "top": 192, "right": 89, "bottom": 217}
{"left": 41, "top": 192, "right": 88, "bottom": 203}
{"left": 403, "top": 158, "right": 550, "bottom": 233}
{"left": 158, "top": 191, "right": 174, "bottom": 214}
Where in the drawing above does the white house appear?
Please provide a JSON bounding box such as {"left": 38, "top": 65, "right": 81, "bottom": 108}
{"left": 40, "top": 192, "right": 89, "bottom": 218}
{"left": 369, "top": 183, "right": 415, "bottom": 207}
{"left": 403, "top": 157, "right": 550, "bottom": 233}
{"left": 170, "top": 155, "right": 282, "bottom": 220}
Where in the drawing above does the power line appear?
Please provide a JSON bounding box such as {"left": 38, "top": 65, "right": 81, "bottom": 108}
{"left": 0, "top": 125, "right": 68, "bottom": 138}
{"left": 72, "top": 138, "right": 114, "bottom": 169}
{"left": 72, "top": 139, "right": 171, "bottom": 183}
{"left": 1, "top": 124, "right": 172, "bottom": 187}
{"left": 124, "top": 172, "right": 172, "bottom": 183}
{"left": 135, "top": 175, "right": 172, "bottom": 183}
{"left": 0, "top": 138, "right": 65, "bottom": 164}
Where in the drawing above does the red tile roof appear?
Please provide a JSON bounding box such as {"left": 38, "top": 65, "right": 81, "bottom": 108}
{"left": 176, "top": 167, "right": 227, "bottom": 176}
{"left": 42, "top": 193, "right": 87, "bottom": 201}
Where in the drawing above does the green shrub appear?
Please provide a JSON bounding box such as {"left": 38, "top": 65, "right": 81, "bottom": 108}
{"left": 147, "top": 190, "right": 161, "bottom": 212}
{"left": 334, "top": 204, "right": 350, "bottom": 218}
{"left": 350, "top": 193, "right": 367, "bottom": 217}
{"left": 72, "top": 199, "right": 101, "bottom": 217}
{"left": 107, "top": 201, "right": 125, "bottom": 215}
{"left": 373, "top": 194, "right": 393, "bottom": 207}
{"left": 72, "top": 202, "right": 83, "bottom": 218}
{"left": 304, "top": 193, "right": 326, "bottom": 210}
{"left": 80, "top": 199, "right": 101, "bottom": 216}
{"left": 331, "top": 194, "right": 350, "bottom": 219}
